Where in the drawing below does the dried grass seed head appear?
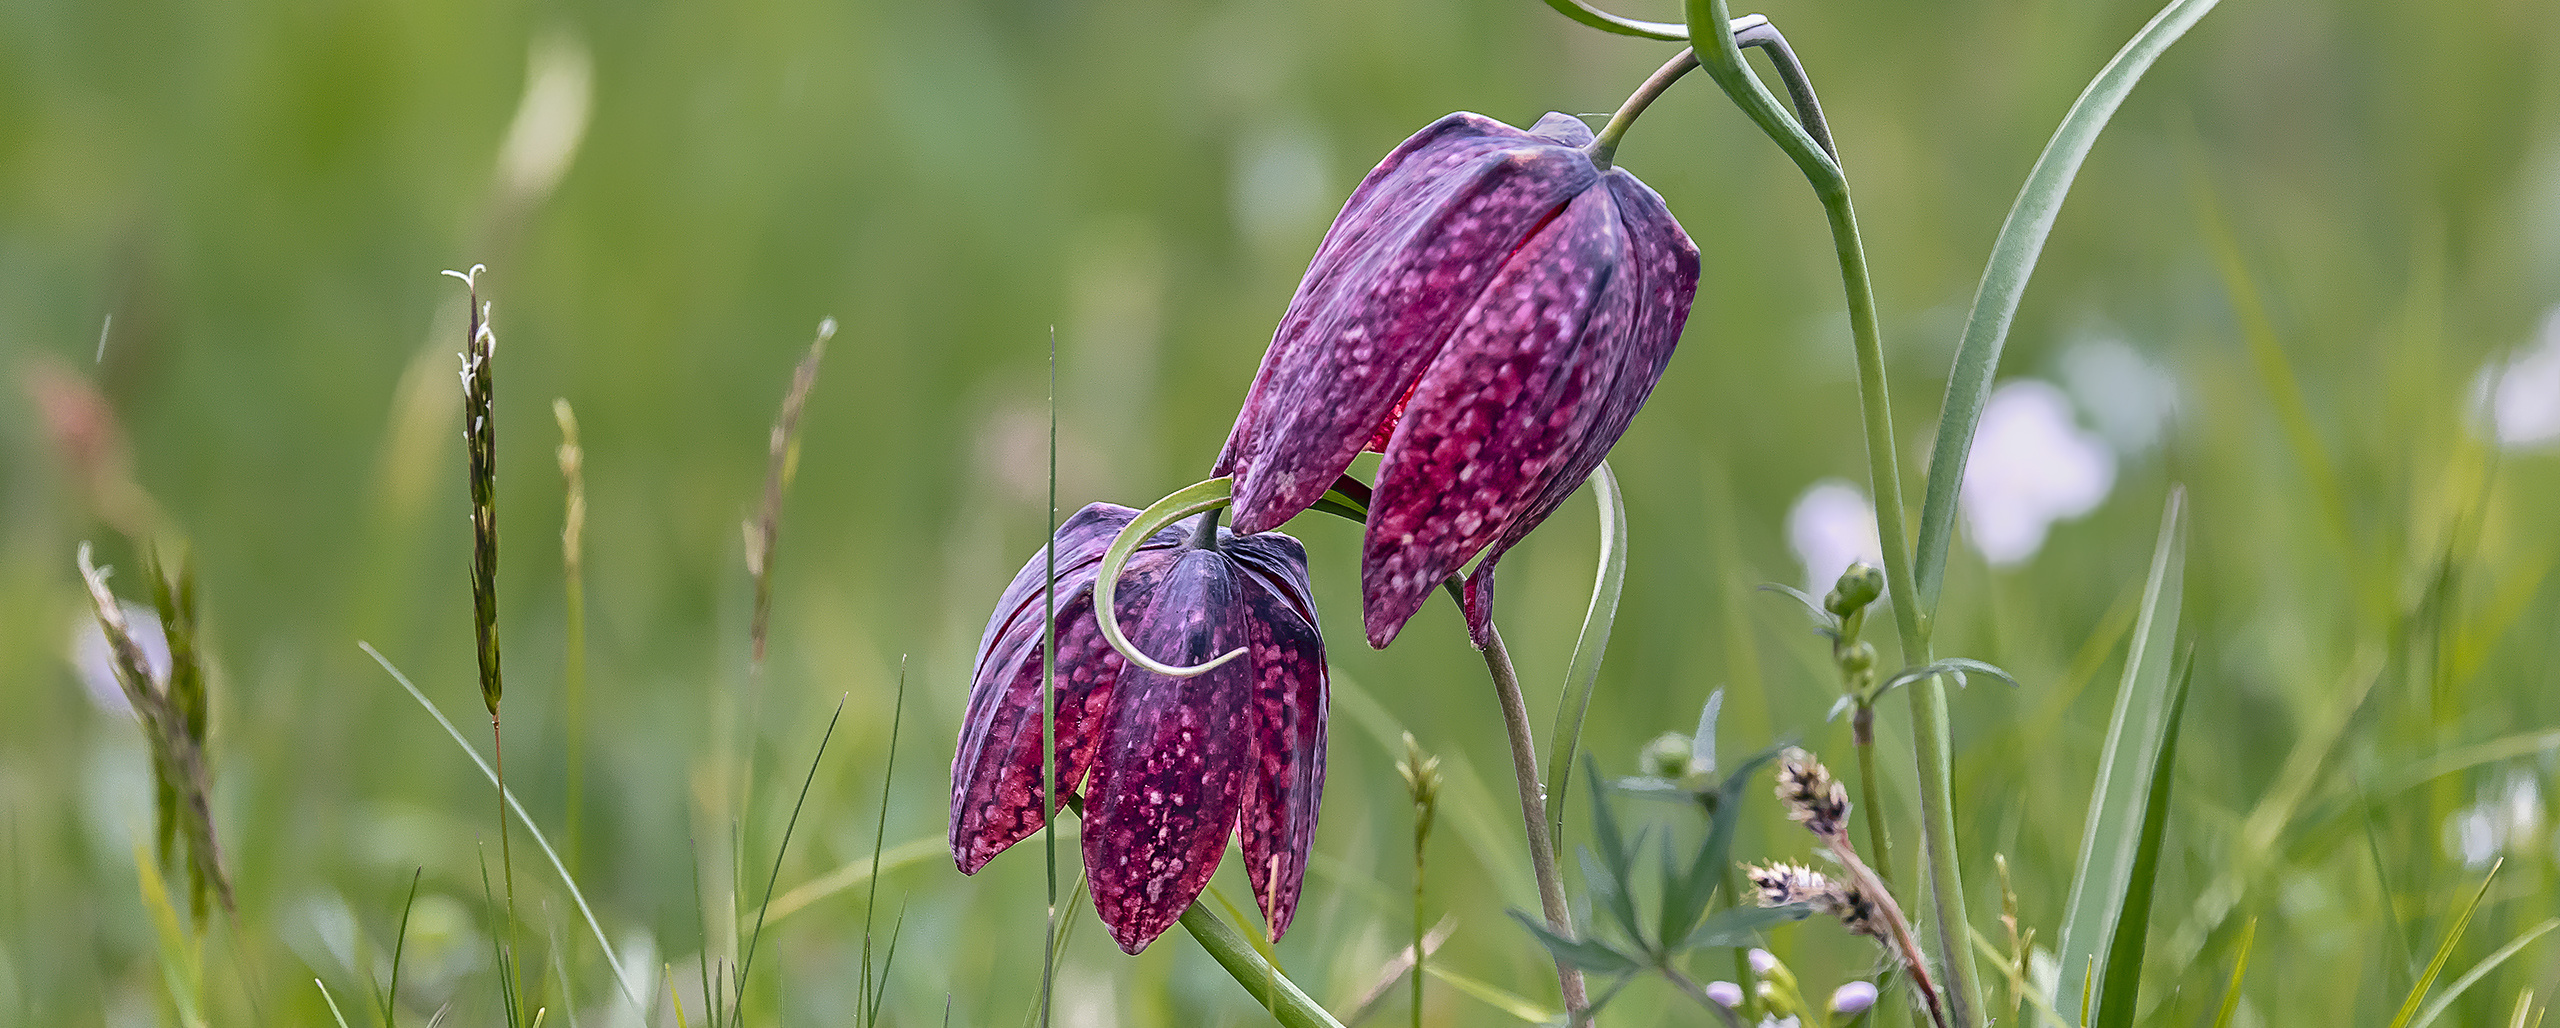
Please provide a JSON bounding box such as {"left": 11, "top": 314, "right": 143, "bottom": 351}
{"left": 1776, "top": 746, "right": 1850, "bottom": 838}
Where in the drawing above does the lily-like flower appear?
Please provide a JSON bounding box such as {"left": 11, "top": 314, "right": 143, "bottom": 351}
{"left": 950, "top": 504, "right": 1327, "bottom": 953}
{"left": 1213, "top": 111, "right": 1699, "bottom": 648}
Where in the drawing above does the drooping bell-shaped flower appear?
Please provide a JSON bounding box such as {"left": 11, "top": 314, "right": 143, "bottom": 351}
{"left": 950, "top": 504, "right": 1328, "bottom": 953}
{"left": 1213, "top": 111, "right": 1699, "bottom": 649}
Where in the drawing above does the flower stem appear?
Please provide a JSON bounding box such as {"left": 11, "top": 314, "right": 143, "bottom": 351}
{"left": 1448, "top": 581, "right": 1589, "bottom": 1017}
{"left": 1851, "top": 705, "right": 1894, "bottom": 891}
{"left": 1588, "top": 49, "right": 1699, "bottom": 172}
{"left": 1178, "top": 901, "right": 1347, "bottom": 1028}
{"left": 1679, "top": 2, "right": 1980, "bottom": 1022}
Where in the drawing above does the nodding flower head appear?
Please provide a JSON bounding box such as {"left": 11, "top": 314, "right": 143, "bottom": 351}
{"left": 949, "top": 504, "right": 1328, "bottom": 954}
{"left": 1212, "top": 111, "right": 1699, "bottom": 649}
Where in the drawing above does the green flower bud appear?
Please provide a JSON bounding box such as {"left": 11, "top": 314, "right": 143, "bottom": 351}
{"left": 1823, "top": 560, "right": 1884, "bottom": 619}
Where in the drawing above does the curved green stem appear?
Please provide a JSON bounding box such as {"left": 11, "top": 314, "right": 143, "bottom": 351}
{"left": 1180, "top": 901, "right": 1348, "bottom": 1028}
{"left": 1092, "top": 478, "right": 1248, "bottom": 677}
{"left": 1450, "top": 580, "right": 1589, "bottom": 1017}
{"left": 1590, "top": 50, "right": 1699, "bottom": 171}
{"left": 1680, "top": 3, "right": 1979, "bottom": 1024}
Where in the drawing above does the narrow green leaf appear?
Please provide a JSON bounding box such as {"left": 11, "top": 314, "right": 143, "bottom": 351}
{"left": 1912, "top": 0, "right": 2223, "bottom": 615}
{"left": 2089, "top": 653, "right": 2194, "bottom": 1028}
{"left": 1534, "top": 0, "right": 1688, "bottom": 40}
{"left": 1548, "top": 462, "right": 1630, "bottom": 850}
{"left": 2209, "top": 919, "right": 2255, "bottom": 1028}
{"left": 317, "top": 980, "right": 354, "bottom": 1028}
{"left": 2387, "top": 863, "right": 2505, "bottom": 1028}
{"left": 1581, "top": 760, "right": 1645, "bottom": 949}
{"left": 2409, "top": 919, "right": 2560, "bottom": 1028}
{"left": 1666, "top": 745, "right": 1784, "bottom": 946}
{"left": 1507, "top": 911, "right": 1643, "bottom": 976}
{"left": 1093, "top": 477, "right": 1243, "bottom": 677}
{"left": 1423, "top": 965, "right": 1561, "bottom": 1024}
{"left": 2052, "top": 488, "right": 2186, "bottom": 1027}
{"left": 1681, "top": 902, "right": 1812, "bottom": 950}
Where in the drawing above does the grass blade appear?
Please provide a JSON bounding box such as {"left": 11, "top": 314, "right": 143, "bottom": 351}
{"left": 2409, "top": 919, "right": 2559, "bottom": 1028}
{"left": 2052, "top": 488, "right": 2186, "bottom": 1026}
{"left": 318, "top": 980, "right": 355, "bottom": 1028}
{"left": 2388, "top": 862, "right": 2504, "bottom": 1028}
{"left": 1911, "top": 0, "right": 2223, "bottom": 613}
{"left": 2209, "top": 919, "right": 2255, "bottom": 1028}
{"left": 733, "top": 697, "right": 845, "bottom": 1020}
{"left": 2088, "top": 653, "right": 2194, "bottom": 1028}
{"left": 1545, "top": 461, "right": 1628, "bottom": 851}
{"left": 1423, "top": 965, "right": 1560, "bottom": 1024}
{"left": 364, "top": 642, "right": 643, "bottom": 1011}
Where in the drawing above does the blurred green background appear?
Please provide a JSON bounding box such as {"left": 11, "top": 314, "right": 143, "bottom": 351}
{"left": 4, "top": 0, "right": 2559, "bottom": 1023}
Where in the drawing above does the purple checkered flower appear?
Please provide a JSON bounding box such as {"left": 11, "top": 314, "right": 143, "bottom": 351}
{"left": 1213, "top": 111, "right": 1699, "bottom": 648}
{"left": 950, "top": 504, "right": 1328, "bottom": 953}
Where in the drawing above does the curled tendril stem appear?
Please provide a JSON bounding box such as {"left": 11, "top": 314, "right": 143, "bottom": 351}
{"left": 1091, "top": 479, "right": 1249, "bottom": 678}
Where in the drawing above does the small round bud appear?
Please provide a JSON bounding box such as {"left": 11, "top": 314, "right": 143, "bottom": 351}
{"left": 1824, "top": 560, "right": 1885, "bottom": 618}
{"left": 1639, "top": 731, "right": 1694, "bottom": 779}
{"left": 1840, "top": 641, "right": 1877, "bottom": 675}
{"left": 1706, "top": 980, "right": 1744, "bottom": 1009}
{"left": 1830, "top": 981, "right": 1878, "bottom": 1015}
{"left": 1749, "top": 947, "right": 1780, "bottom": 975}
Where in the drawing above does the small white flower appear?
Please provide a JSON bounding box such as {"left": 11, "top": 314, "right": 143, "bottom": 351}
{"left": 1707, "top": 980, "right": 1745, "bottom": 1009}
{"left": 1786, "top": 480, "right": 1882, "bottom": 595}
{"left": 1756, "top": 1017, "right": 1800, "bottom": 1028}
{"left": 1748, "top": 947, "right": 1780, "bottom": 975}
{"left": 1961, "top": 380, "right": 2116, "bottom": 566}
{"left": 1830, "top": 980, "right": 1879, "bottom": 1014}
{"left": 2472, "top": 306, "right": 2560, "bottom": 449}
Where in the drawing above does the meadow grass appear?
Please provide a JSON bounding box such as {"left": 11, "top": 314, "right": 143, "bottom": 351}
{"left": 6, "top": 0, "right": 2560, "bottom": 1024}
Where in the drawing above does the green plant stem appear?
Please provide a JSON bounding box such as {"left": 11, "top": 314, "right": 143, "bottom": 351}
{"left": 1680, "top": 2, "right": 1979, "bottom": 1022}
{"left": 1411, "top": 821, "right": 1426, "bottom": 1028}
{"left": 1589, "top": 49, "right": 1698, "bottom": 170}
{"left": 1178, "top": 902, "right": 1346, "bottom": 1028}
{"left": 1851, "top": 706, "right": 1895, "bottom": 891}
{"left": 1449, "top": 581, "right": 1588, "bottom": 1017}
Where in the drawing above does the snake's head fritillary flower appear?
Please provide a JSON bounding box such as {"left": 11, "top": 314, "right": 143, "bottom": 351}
{"left": 1212, "top": 111, "right": 1700, "bottom": 649}
{"left": 949, "top": 504, "right": 1328, "bottom": 953}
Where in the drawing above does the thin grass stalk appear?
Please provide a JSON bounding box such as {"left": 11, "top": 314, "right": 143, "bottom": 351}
{"left": 733, "top": 699, "right": 844, "bottom": 1025}
{"left": 861, "top": 664, "right": 909, "bottom": 1027}
{"left": 444, "top": 266, "right": 522, "bottom": 1025}
{"left": 1037, "top": 329, "right": 1061, "bottom": 1028}
{"left": 1448, "top": 579, "right": 1586, "bottom": 1016}
{"left": 1676, "top": 5, "right": 1978, "bottom": 1019}
{"left": 363, "top": 643, "right": 642, "bottom": 1010}
{"left": 554, "top": 400, "right": 586, "bottom": 876}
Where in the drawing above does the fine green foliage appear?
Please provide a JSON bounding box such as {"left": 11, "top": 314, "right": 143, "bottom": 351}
{"left": 1910, "top": 0, "right": 2224, "bottom": 615}
{"left": 365, "top": 643, "right": 642, "bottom": 1011}
{"left": 2408, "top": 920, "right": 2560, "bottom": 1028}
{"left": 2387, "top": 864, "right": 2503, "bottom": 1028}
{"left": 2089, "top": 655, "right": 2194, "bottom": 1028}
{"left": 2210, "top": 920, "right": 2255, "bottom": 1028}
{"left": 2052, "top": 489, "right": 2187, "bottom": 1025}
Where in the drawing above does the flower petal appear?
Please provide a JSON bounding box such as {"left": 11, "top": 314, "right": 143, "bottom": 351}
{"left": 1218, "top": 116, "right": 1601, "bottom": 536}
{"left": 951, "top": 544, "right": 1178, "bottom": 873}
{"left": 1082, "top": 549, "right": 1256, "bottom": 953}
{"left": 1455, "top": 170, "right": 1697, "bottom": 644}
{"left": 1358, "top": 185, "right": 1630, "bottom": 647}
{"left": 1233, "top": 551, "right": 1327, "bottom": 940}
